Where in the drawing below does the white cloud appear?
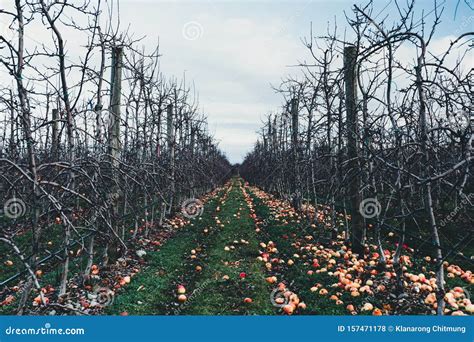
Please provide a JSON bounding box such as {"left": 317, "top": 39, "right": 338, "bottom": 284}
{"left": 2, "top": 0, "right": 469, "bottom": 164}
{"left": 120, "top": 3, "right": 308, "bottom": 163}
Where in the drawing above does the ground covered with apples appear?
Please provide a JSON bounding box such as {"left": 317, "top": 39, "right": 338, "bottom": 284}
{"left": 108, "top": 179, "right": 473, "bottom": 316}
{"left": 1, "top": 178, "right": 473, "bottom": 316}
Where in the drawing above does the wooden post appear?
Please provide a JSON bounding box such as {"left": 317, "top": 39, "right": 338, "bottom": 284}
{"left": 106, "top": 45, "right": 123, "bottom": 262}
{"left": 470, "top": 88, "right": 474, "bottom": 150}
{"left": 108, "top": 46, "right": 123, "bottom": 164}
{"left": 190, "top": 123, "right": 195, "bottom": 156}
{"left": 51, "top": 108, "right": 59, "bottom": 160}
{"left": 290, "top": 98, "right": 302, "bottom": 210}
{"left": 344, "top": 45, "right": 364, "bottom": 255}
{"left": 9, "top": 89, "right": 16, "bottom": 158}
{"left": 167, "top": 103, "right": 175, "bottom": 213}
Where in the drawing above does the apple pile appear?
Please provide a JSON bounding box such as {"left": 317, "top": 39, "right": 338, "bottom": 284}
{"left": 276, "top": 282, "right": 306, "bottom": 315}
{"left": 177, "top": 285, "right": 187, "bottom": 303}
{"left": 248, "top": 185, "right": 473, "bottom": 316}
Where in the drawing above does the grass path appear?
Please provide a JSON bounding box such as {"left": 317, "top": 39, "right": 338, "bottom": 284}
{"left": 108, "top": 178, "right": 474, "bottom": 316}
{"left": 108, "top": 179, "right": 275, "bottom": 315}
{"left": 1, "top": 178, "right": 471, "bottom": 315}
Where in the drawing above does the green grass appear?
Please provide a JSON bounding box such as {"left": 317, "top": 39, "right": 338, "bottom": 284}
{"left": 2, "top": 178, "right": 471, "bottom": 315}
{"left": 177, "top": 183, "right": 274, "bottom": 315}
{"left": 0, "top": 203, "right": 162, "bottom": 314}
{"left": 248, "top": 189, "right": 474, "bottom": 315}
{"left": 107, "top": 180, "right": 275, "bottom": 315}
{"left": 106, "top": 192, "right": 222, "bottom": 315}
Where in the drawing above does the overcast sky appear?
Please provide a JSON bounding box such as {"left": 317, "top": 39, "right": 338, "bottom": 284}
{"left": 116, "top": 0, "right": 473, "bottom": 163}
{"left": 1, "top": 0, "right": 472, "bottom": 163}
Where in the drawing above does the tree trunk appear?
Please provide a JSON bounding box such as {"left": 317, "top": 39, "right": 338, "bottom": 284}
{"left": 344, "top": 45, "right": 364, "bottom": 256}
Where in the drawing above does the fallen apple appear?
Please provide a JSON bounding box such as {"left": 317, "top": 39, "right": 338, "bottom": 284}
{"left": 266, "top": 276, "right": 277, "bottom": 284}
{"left": 177, "top": 285, "right": 186, "bottom": 294}
{"left": 362, "top": 303, "right": 373, "bottom": 311}
{"left": 282, "top": 304, "right": 294, "bottom": 315}
{"left": 372, "top": 308, "right": 382, "bottom": 316}
{"left": 298, "top": 302, "right": 307, "bottom": 309}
